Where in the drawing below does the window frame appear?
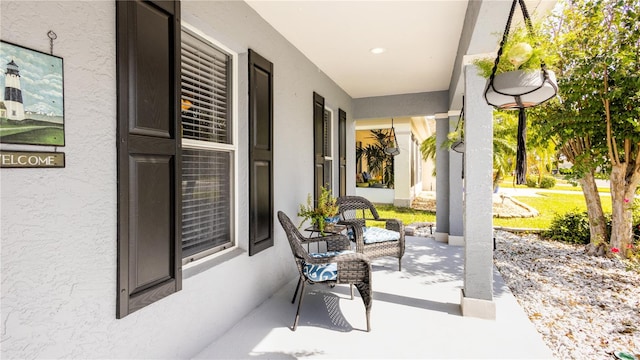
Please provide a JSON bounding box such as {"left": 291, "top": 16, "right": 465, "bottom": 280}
{"left": 180, "top": 22, "right": 239, "bottom": 265}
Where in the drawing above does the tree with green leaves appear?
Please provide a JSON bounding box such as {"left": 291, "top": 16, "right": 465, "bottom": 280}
{"left": 493, "top": 112, "right": 518, "bottom": 187}
{"left": 356, "top": 129, "right": 395, "bottom": 188}
{"left": 420, "top": 113, "right": 517, "bottom": 189}
{"left": 532, "top": 0, "right": 640, "bottom": 255}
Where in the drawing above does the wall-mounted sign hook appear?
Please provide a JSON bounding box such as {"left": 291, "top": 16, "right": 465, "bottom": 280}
{"left": 47, "top": 30, "right": 57, "bottom": 55}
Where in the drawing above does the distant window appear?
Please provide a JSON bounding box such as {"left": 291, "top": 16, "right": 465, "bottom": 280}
{"left": 324, "top": 108, "right": 333, "bottom": 187}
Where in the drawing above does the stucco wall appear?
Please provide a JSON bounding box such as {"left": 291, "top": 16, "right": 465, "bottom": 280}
{"left": 0, "top": 1, "right": 353, "bottom": 358}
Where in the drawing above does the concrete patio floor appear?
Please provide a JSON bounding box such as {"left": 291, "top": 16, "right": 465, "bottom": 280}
{"left": 193, "top": 235, "right": 555, "bottom": 359}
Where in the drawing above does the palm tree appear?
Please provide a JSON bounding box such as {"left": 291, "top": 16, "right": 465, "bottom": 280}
{"left": 492, "top": 112, "right": 517, "bottom": 188}
{"left": 420, "top": 112, "right": 517, "bottom": 189}
{"left": 356, "top": 129, "right": 395, "bottom": 188}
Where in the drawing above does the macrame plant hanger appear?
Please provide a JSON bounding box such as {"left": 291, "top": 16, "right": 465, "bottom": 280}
{"left": 451, "top": 101, "right": 465, "bottom": 179}
{"left": 451, "top": 98, "right": 465, "bottom": 154}
{"left": 484, "top": 0, "right": 557, "bottom": 185}
{"left": 384, "top": 118, "right": 400, "bottom": 156}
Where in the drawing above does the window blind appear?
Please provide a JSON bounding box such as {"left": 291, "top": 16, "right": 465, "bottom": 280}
{"left": 181, "top": 31, "right": 231, "bottom": 144}
{"left": 181, "top": 148, "right": 231, "bottom": 258}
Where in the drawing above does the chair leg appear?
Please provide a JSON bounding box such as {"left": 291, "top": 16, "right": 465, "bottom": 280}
{"left": 350, "top": 284, "right": 354, "bottom": 300}
{"left": 292, "top": 276, "right": 302, "bottom": 304}
{"left": 292, "top": 281, "right": 306, "bottom": 331}
{"left": 354, "top": 282, "right": 372, "bottom": 332}
{"left": 366, "top": 309, "right": 371, "bottom": 332}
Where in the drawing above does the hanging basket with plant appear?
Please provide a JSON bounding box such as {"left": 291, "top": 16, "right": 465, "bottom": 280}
{"left": 475, "top": 0, "right": 559, "bottom": 185}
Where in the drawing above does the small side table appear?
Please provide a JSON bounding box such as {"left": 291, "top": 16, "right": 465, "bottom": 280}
{"left": 303, "top": 224, "right": 347, "bottom": 252}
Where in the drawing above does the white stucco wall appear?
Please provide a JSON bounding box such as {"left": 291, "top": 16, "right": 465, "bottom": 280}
{"left": 0, "top": 1, "right": 353, "bottom": 358}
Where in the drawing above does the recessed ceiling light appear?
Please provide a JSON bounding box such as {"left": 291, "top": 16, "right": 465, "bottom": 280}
{"left": 370, "top": 47, "right": 386, "bottom": 55}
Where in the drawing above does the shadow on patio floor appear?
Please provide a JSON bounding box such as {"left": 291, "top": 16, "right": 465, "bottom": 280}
{"left": 193, "top": 235, "right": 554, "bottom": 359}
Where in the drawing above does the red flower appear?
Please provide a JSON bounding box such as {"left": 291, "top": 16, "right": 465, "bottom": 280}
{"left": 624, "top": 198, "right": 630, "bottom": 203}
{"left": 627, "top": 244, "right": 634, "bottom": 249}
{"left": 611, "top": 247, "right": 620, "bottom": 253}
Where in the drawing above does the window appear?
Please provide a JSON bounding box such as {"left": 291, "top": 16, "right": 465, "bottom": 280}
{"left": 181, "top": 26, "right": 236, "bottom": 263}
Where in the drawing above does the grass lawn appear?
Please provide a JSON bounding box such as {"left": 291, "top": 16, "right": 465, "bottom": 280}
{"left": 498, "top": 176, "right": 610, "bottom": 193}
{"left": 495, "top": 192, "right": 612, "bottom": 229}
{"left": 375, "top": 191, "right": 612, "bottom": 230}
{"left": 375, "top": 204, "right": 436, "bottom": 225}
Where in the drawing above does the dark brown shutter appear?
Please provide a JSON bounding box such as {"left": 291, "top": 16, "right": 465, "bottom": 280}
{"left": 248, "top": 49, "right": 274, "bottom": 256}
{"left": 116, "top": 0, "right": 181, "bottom": 318}
{"left": 313, "top": 92, "right": 326, "bottom": 202}
{"left": 338, "top": 108, "right": 347, "bottom": 197}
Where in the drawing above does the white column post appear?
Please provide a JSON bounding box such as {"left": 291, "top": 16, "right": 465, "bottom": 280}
{"left": 393, "top": 124, "right": 412, "bottom": 208}
{"left": 460, "top": 65, "right": 495, "bottom": 319}
{"left": 434, "top": 114, "right": 450, "bottom": 242}
{"left": 448, "top": 111, "right": 464, "bottom": 246}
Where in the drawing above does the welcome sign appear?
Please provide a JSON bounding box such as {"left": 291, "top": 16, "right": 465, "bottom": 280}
{"left": 0, "top": 151, "right": 65, "bottom": 168}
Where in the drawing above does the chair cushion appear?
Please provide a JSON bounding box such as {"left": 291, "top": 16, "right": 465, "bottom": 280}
{"left": 303, "top": 250, "right": 354, "bottom": 282}
{"left": 349, "top": 226, "right": 399, "bottom": 244}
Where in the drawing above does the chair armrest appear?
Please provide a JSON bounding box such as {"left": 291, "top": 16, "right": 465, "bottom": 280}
{"left": 338, "top": 219, "right": 365, "bottom": 252}
{"left": 338, "top": 218, "right": 366, "bottom": 227}
{"left": 306, "top": 251, "right": 370, "bottom": 267}
{"left": 384, "top": 218, "right": 405, "bottom": 256}
{"left": 336, "top": 253, "right": 371, "bottom": 283}
{"left": 380, "top": 218, "right": 403, "bottom": 232}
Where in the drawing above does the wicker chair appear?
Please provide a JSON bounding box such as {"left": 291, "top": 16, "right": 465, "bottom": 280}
{"left": 277, "top": 211, "right": 372, "bottom": 332}
{"left": 336, "top": 196, "right": 405, "bottom": 271}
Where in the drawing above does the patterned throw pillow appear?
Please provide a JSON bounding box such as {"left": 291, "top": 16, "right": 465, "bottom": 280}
{"left": 303, "top": 250, "right": 354, "bottom": 281}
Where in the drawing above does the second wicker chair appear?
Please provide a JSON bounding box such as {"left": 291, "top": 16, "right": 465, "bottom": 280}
{"left": 336, "top": 196, "right": 405, "bottom": 271}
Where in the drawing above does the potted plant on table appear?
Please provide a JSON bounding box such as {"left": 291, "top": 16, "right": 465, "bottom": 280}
{"left": 297, "top": 185, "right": 340, "bottom": 235}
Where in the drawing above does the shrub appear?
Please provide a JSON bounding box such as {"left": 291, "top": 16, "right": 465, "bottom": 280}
{"left": 559, "top": 168, "right": 573, "bottom": 175}
{"left": 539, "top": 175, "right": 556, "bottom": 189}
{"left": 525, "top": 176, "right": 538, "bottom": 188}
{"left": 542, "top": 210, "right": 591, "bottom": 244}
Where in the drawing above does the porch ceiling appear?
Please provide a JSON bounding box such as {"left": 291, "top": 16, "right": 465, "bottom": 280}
{"left": 246, "top": 0, "right": 557, "bottom": 105}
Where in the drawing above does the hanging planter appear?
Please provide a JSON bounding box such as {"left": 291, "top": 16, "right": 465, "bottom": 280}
{"left": 485, "top": 68, "right": 558, "bottom": 110}
{"left": 384, "top": 118, "right": 400, "bottom": 156}
{"left": 450, "top": 104, "right": 465, "bottom": 154}
{"left": 482, "top": 0, "right": 559, "bottom": 110}
{"left": 479, "top": 0, "right": 558, "bottom": 184}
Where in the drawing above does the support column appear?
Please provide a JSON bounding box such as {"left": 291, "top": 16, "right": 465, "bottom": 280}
{"left": 460, "top": 64, "right": 495, "bottom": 319}
{"left": 434, "top": 114, "right": 450, "bottom": 242}
{"left": 393, "top": 126, "right": 412, "bottom": 207}
{"left": 448, "top": 111, "right": 464, "bottom": 246}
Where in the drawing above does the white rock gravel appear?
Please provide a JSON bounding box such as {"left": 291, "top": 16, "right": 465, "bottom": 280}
{"left": 493, "top": 230, "right": 640, "bottom": 360}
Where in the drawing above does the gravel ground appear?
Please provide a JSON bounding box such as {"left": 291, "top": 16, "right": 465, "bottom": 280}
{"left": 493, "top": 231, "right": 640, "bottom": 360}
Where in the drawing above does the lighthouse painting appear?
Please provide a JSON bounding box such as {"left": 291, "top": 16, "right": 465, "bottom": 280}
{"left": 0, "top": 41, "right": 64, "bottom": 146}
